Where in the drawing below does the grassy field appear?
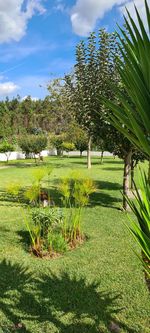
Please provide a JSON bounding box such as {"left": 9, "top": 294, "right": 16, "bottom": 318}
{"left": 0, "top": 156, "right": 150, "bottom": 333}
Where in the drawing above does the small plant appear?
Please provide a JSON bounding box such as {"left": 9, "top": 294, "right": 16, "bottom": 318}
{"left": 47, "top": 233, "right": 67, "bottom": 254}
{"left": 6, "top": 182, "right": 22, "bottom": 202}
{"left": 59, "top": 172, "right": 96, "bottom": 242}
{"left": 24, "top": 167, "right": 52, "bottom": 206}
{"left": 27, "top": 207, "right": 64, "bottom": 257}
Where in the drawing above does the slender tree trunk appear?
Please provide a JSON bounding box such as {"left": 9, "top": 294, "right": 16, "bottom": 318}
{"left": 123, "top": 150, "right": 132, "bottom": 210}
{"left": 80, "top": 151, "right": 82, "bottom": 157}
{"left": 131, "top": 159, "right": 134, "bottom": 190}
{"left": 100, "top": 151, "right": 104, "bottom": 164}
{"left": 57, "top": 148, "right": 62, "bottom": 156}
{"left": 87, "top": 136, "right": 91, "bottom": 169}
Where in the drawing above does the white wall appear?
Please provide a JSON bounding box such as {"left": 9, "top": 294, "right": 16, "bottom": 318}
{"left": 0, "top": 150, "right": 112, "bottom": 162}
{"left": 0, "top": 150, "right": 56, "bottom": 162}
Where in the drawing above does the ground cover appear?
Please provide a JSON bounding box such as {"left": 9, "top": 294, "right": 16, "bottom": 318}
{"left": 0, "top": 156, "right": 150, "bottom": 333}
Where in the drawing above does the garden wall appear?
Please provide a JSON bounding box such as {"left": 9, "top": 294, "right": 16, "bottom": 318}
{"left": 0, "top": 150, "right": 112, "bottom": 162}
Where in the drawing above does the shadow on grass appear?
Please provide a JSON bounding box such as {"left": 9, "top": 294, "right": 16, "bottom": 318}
{"left": 102, "top": 167, "right": 123, "bottom": 172}
{"left": 0, "top": 259, "right": 135, "bottom": 333}
{"left": 49, "top": 178, "right": 122, "bottom": 209}
{"left": 17, "top": 230, "right": 31, "bottom": 251}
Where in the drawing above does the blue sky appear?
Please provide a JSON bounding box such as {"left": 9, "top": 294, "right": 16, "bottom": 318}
{"left": 0, "top": 0, "right": 147, "bottom": 100}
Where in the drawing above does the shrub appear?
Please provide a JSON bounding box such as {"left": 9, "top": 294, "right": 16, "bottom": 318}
{"left": 29, "top": 207, "right": 64, "bottom": 257}
{"left": 59, "top": 172, "right": 96, "bottom": 241}
{"left": 61, "top": 142, "right": 75, "bottom": 155}
{"left": 0, "top": 140, "right": 14, "bottom": 162}
{"left": 19, "top": 135, "right": 47, "bottom": 162}
{"left": 47, "top": 233, "right": 67, "bottom": 254}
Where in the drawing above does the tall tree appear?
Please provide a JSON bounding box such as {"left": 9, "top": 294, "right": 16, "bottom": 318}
{"left": 66, "top": 29, "right": 119, "bottom": 169}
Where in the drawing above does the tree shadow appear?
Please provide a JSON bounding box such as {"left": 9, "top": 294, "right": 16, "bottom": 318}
{"left": 104, "top": 160, "right": 123, "bottom": 165}
{"left": 17, "top": 230, "right": 31, "bottom": 251}
{"left": 102, "top": 168, "right": 123, "bottom": 171}
{"left": 0, "top": 259, "right": 135, "bottom": 333}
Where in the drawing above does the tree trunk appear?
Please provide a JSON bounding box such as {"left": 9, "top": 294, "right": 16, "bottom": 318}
{"left": 100, "top": 151, "right": 104, "bottom": 164}
{"left": 123, "top": 150, "right": 132, "bottom": 211}
{"left": 131, "top": 159, "right": 134, "bottom": 190}
{"left": 87, "top": 136, "right": 91, "bottom": 169}
{"left": 57, "top": 148, "right": 62, "bottom": 156}
{"left": 80, "top": 151, "right": 82, "bottom": 157}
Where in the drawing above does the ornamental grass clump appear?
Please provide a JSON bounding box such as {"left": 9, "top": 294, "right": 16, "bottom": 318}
{"left": 59, "top": 172, "right": 95, "bottom": 243}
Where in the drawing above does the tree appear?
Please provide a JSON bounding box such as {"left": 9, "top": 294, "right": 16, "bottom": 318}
{"left": 19, "top": 135, "right": 47, "bottom": 162}
{"left": 61, "top": 142, "right": 75, "bottom": 156}
{"left": 50, "top": 134, "right": 66, "bottom": 156}
{"left": 0, "top": 140, "right": 14, "bottom": 163}
{"left": 47, "top": 78, "right": 74, "bottom": 135}
{"left": 66, "top": 29, "right": 119, "bottom": 169}
{"left": 66, "top": 122, "right": 88, "bottom": 157}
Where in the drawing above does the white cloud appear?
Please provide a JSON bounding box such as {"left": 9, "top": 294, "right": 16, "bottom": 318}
{"left": 119, "top": 0, "right": 150, "bottom": 28}
{"left": 70, "top": 0, "right": 149, "bottom": 36}
{"left": 0, "top": 81, "right": 19, "bottom": 96}
{"left": 22, "top": 95, "right": 39, "bottom": 101}
{"left": 0, "top": 0, "right": 46, "bottom": 43}
{"left": 71, "top": 0, "right": 126, "bottom": 36}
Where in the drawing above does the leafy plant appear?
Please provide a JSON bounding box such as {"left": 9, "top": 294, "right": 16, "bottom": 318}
{"left": 24, "top": 167, "right": 52, "bottom": 206}
{"left": 0, "top": 140, "right": 14, "bottom": 162}
{"left": 47, "top": 233, "right": 67, "bottom": 254}
{"left": 105, "top": 1, "right": 150, "bottom": 276}
{"left": 25, "top": 207, "right": 64, "bottom": 257}
{"left": 19, "top": 135, "right": 47, "bottom": 162}
{"left": 126, "top": 171, "right": 150, "bottom": 277}
{"left": 61, "top": 142, "right": 75, "bottom": 155}
{"left": 106, "top": 0, "right": 150, "bottom": 157}
{"left": 59, "top": 172, "right": 95, "bottom": 241}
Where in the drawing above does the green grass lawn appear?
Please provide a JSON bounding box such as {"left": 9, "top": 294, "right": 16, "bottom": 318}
{"left": 0, "top": 156, "right": 150, "bottom": 333}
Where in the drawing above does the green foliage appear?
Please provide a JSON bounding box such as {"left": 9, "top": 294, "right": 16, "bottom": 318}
{"left": 29, "top": 207, "right": 65, "bottom": 256}
{"left": 106, "top": 0, "right": 150, "bottom": 157}
{"left": 24, "top": 167, "right": 52, "bottom": 205}
{"left": 105, "top": 1, "right": 150, "bottom": 274}
{"left": 24, "top": 184, "right": 40, "bottom": 205}
{"left": 19, "top": 135, "right": 47, "bottom": 159}
{"left": 6, "top": 182, "right": 21, "bottom": 200}
{"left": 126, "top": 171, "right": 150, "bottom": 276}
{"left": 0, "top": 140, "right": 15, "bottom": 162}
{"left": 50, "top": 134, "right": 66, "bottom": 156}
{"left": 47, "top": 233, "right": 67, "bottom": 254}
{"left": 61, "top": 142, "right": 75, "bottom": 153}
{"left": 59, "top": 172, "right": 96, "bottom": 241}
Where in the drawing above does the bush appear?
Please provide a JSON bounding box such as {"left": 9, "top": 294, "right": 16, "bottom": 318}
{"left": 59, "top": 172, "right": 96, "bottom": 241}
{"left": 19, "top": 135, "right": 47, "bottom": 161}
{"left": 0, "top": 140, "right": 14, "bottom": 162}
{"left": 29, "top": 207, "right": 64, "bottom": 257}
{"left": 47, "top": 233, "right": 67, "bottom": 253}
{"left": 61, "top": 142, "right": 75, "bottom": 154}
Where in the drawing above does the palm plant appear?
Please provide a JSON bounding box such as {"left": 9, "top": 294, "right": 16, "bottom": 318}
{"left": 105, "top": 0, "right": 150, "bottom": 275}
{"left": 107, "top": 0, "right": 150, "bottom": 157}
{"left": 126, "top": 171, "right": 150, "bottom": 277}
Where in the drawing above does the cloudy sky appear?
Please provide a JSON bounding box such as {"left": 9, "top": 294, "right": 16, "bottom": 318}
{"left": 0, "top": 0, "right": 148, "bottom": 99}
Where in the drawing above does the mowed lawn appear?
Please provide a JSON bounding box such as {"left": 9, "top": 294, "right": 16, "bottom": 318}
{"left": 0, "top": 156, "right": 150, "bottom": 333}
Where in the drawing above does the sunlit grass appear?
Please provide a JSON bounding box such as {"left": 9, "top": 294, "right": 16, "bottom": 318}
{"left": 0, "top": 156, "right": 149, "bottom": 333}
